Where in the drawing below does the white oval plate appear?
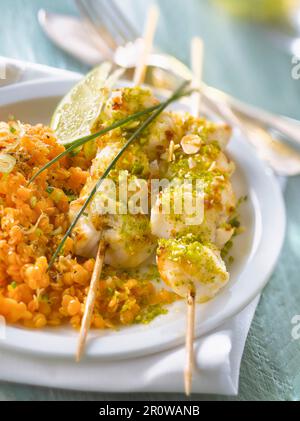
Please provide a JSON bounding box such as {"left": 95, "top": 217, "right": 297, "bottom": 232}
{"left": 0, "top": 78, "right": 286, "bottom": 360}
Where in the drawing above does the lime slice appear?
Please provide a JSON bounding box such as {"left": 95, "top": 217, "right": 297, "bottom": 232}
{"left": 51, "top": 63, "right": 123, "bottom": 146}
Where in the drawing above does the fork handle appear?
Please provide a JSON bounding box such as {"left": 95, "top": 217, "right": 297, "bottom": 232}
{"left": 205, "top": 86, "right": 300, "bottom": 147}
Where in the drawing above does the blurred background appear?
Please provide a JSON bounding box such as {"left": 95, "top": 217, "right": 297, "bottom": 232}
{"left": 0, "top": 0, "right": 299, "bottom": 120}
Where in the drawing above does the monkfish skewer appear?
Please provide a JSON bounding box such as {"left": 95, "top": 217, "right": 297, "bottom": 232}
{"left": 76, "top": 5, "right": 160, "bottom": 361}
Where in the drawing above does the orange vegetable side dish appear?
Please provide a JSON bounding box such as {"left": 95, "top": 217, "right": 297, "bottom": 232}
{"left": 0, "top": 121, "right": 176, "bottom": 329}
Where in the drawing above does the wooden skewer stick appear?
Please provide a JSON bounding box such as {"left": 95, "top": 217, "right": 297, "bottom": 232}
{"left": 76, "top": 7, "right": 160, "bottom": 362}
{"left": 76, "top": 239, "right": 106, "bottom": 362}
{"left": 184, "top": 36, "right": 205, "bottom": 396}
{"left": 190, "top": 37, "right": 204, "bottom": 117}
{"left": 133, "top": 4, "right": 160, "bottom": 86}
{"left": 184, "top": 290, "right": 196, "bottom": 396}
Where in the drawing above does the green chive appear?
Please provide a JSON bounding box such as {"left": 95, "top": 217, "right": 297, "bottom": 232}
{"left": 29, "top": 104, "right": 160, "bottom": 185}
{"left": 35, "top": 228, "right": 43, "bottom": 237}
{"left": 68, "top": 147, "right": 81, "bottom": 157}
{"left": 30, "top": 196, "right": 37, "bottom": 208}
{"left": 28, "top": 87, "right": 193, "bottom": 186}
{"left": 46, "top": 186, "right": 54, "bottom": 194}
{"left": 39, "top": 293, "right": 49, "bottom": 302}
{"left": 48, "top": 81, "right": 191, "bottom": 269}
{"left": 67, "top": 194, "right": 77, "bottom": 203}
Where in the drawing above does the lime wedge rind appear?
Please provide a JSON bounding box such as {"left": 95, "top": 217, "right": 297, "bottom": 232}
{"left": 51, "top": 63, "right": 123, "bottom": 146}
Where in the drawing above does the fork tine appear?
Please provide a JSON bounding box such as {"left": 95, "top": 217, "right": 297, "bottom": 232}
{"left": 92, "top": 0, "right": 127, "bottom": 45}
{"left": 89, "top": 0, "right": 137, "bottom": 45}
{"left": 85, "top": 0, "right": 119, "bottom": 49}
{"left": 76, "top": 0, "right": 117, "bottom": 52}
{"left": 108, "top": 0, "right": 138, "bottom": 41}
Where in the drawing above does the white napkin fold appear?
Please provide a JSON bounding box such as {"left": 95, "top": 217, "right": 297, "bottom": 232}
{"left": 0, "top": 297, "right": 259, "bottom": 394}
{"left": 0, "top": 57, "right": 261, "bottom": 395}
{"left": 0, "top": 56, "right": 80, "bottom": 86}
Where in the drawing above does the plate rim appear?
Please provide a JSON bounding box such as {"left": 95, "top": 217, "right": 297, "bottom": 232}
{"left": 0, "top": 78, "right": 286, "bottom": 360}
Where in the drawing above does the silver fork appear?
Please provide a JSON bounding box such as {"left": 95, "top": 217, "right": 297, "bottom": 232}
{"left": 75, "top": 0, "right": 138, "bottom": 58}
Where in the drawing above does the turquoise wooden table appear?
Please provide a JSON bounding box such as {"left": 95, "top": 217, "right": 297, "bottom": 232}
{"left": 0, "top": 0, "right": 300, "bottom": 401}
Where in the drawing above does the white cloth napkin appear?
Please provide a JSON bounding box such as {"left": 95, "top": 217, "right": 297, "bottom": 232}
{"left": 0, "top": 57, "right": 261, "bottom": 395}
{"left": 0, "top": 297, "right": 259, "bottom": 394}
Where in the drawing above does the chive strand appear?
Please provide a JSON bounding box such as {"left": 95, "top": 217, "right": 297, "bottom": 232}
{"left": 29, "top": 87, "right": 193, "bottom": 185}
{"left": 28, "top": 104, "right": 161, "bottom": 185}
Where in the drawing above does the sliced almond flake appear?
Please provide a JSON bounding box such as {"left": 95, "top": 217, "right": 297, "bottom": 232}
{"left": 181, "top": 134, "right": 202, "bottom": 155}
{"left": 168, "top": 140, "right": 175, "bottom": 162}
{"left": 208, "top": 162, "right": 216, "bottom": 172}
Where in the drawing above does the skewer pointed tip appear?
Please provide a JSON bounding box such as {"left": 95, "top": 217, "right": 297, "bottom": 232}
{"left": 184, "top": 376, "right": 191, "bottom": 397}
{"left": 76, "top": 346, "right": 83, "bottom": 363}
{"left": 184, "top": 290, "right": 196, "bottom": 396}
